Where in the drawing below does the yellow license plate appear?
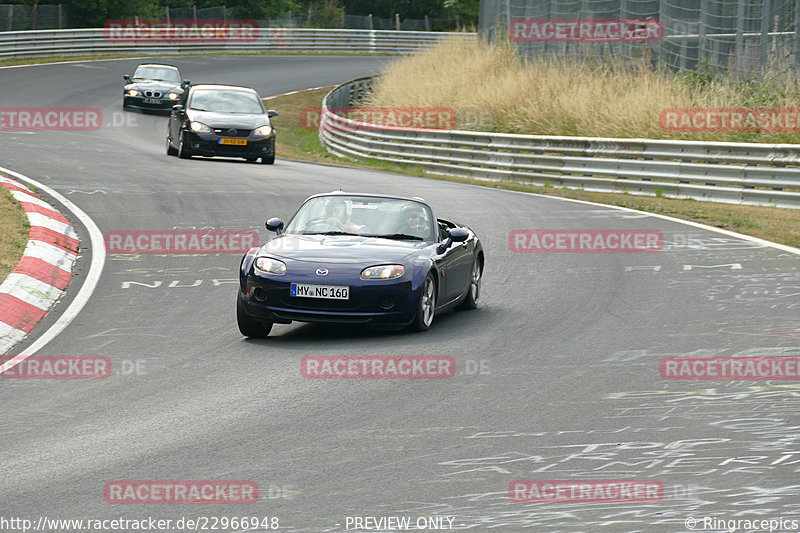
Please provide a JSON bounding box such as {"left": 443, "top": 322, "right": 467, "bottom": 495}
{"left": 218, "top": 138, "right": 247, "bottom": 145}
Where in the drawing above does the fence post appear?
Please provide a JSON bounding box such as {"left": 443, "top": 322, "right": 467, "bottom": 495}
{"left": 58, "top": 3, "right": 62, "bottom": 29}
{"left": 193, "top": 5, "right": 197, "bottom": 23}
{"left": 223, "top": 6, "right": 226, "bottom": 23}
{"left": 424, "top": 14, "right": 430, "bottom": 31}
{"left": 699, "top": 0, "right": 708, "bottom": 65}
{"left": 759, "top": 0, "right": 770, "bottom": 74}
{"left": 395, "top": 13, "right": 400, "bottom": 31}
{"left": 368, "top": 13, "right": 373, "bottom": 30}
{"left": 794, "top": 0, "right": 800, "bottom": 80}
{"left": 734, "top": 0, "right": 745, "bottom": 79}
{"left": 32, "top": 4, "right": 37, "bottom": 30}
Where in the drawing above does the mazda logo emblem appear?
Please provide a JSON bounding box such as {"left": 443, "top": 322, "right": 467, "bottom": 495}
{"left": 316, "top": 268, "right": 328, "bottom": 276}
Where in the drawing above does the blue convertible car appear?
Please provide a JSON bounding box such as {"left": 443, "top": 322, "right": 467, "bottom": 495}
{"left": 237, "top": 192, "right": 484, "bottom": 337}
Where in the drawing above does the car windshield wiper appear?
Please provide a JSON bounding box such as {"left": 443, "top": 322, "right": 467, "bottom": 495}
{"left": 372, "top": 233, "right": 423, "bottom": 241}
{"left": 297, "top": 231, "right": 361, "bottom": 237}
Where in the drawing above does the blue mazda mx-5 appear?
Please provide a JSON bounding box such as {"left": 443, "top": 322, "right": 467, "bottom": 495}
{"left": 237, "top": 192, "right": 484, "bottom": 337}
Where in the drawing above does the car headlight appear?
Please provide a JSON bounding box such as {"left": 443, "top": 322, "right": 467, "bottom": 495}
{"left": 255, "top": 257, "right": 286, "bottom": 275}
{"left": 190, "top": 121, "right": 211, "bottom": 133}
{"left": 361, "top": 265, "right": 405, "bottom": 280}
{"left": 253, "top": 125, "right": 272, "bottom": 136}
{"left": 126, "top": 89, "right": 139, "bottom": 96}
{"left": 167, "top": 92, "right": 180, "bottom": 100}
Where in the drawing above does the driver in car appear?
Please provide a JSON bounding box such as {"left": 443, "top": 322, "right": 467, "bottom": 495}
{"left": 400, "top": 205, "right": 430, "bottom": 238}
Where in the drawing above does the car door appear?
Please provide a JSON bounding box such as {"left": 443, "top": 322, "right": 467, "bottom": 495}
{"left": 435, "top": 221, "right": 474, "bottom": 304}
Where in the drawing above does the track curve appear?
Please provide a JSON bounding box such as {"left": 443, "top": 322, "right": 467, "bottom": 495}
{"left": 1, "top": 55, "right": 800, "bottom": 532}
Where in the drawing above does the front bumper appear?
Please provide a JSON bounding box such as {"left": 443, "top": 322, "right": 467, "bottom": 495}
{"left": 183, "top": 130, "right": 275, "bottom": 158}
{"left": 123, "top": 95, "right": 178, "bottom": 112}
{"left": 241, "top": 272, "right": 417, "bottom": 327}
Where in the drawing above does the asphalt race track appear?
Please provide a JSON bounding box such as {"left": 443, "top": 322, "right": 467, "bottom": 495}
{"left": 2, "top": 55, "right": 800, "bottom": 532}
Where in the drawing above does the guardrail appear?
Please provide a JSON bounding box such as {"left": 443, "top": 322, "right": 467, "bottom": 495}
{"left": 0, "top": 28, "right": 473, "bottom": 58}
{"left": 320, "top": 77, "right": 800, "bottom": 209}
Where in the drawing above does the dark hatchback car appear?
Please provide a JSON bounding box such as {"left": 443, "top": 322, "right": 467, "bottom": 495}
{"left": 123, "top": 63, "right": 189, "bottom": 113}
{"left": 237, "top": 192, "right": 484, "bottom": 337}
{"left": 166, "top": 84, "right": 278, "bottom": 164}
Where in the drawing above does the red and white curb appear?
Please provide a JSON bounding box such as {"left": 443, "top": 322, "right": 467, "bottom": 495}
{"left": 0, "top": 175, "right": 79, "bottom": 354}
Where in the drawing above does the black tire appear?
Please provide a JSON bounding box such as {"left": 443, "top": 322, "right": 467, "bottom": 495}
{"left": 166, "top": 134, "right": 177, "bottom": 156}
{"left": 236, "top": 293, "right": 272, "bottom": 338}
{"left": 261, "top": 139, "right": 275, "bottom": 164}
{"left": 410, "top": 272, "right": 436, "bottom": 331}
{"left": 177, "top": 131, "right": 192, "bottom": 159}
{"left": 456, "top": 255, "right": 481, "bottom": 310}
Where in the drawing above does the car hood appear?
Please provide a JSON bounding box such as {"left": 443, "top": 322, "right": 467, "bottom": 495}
{"left": 186, "top": 109, "right": 268, "bottom": 129}
{"left": 127, "top": 80, "right": 182, "bottom": 92}
{"left": 260, "top": 234, "right": 425, "bottom": 264}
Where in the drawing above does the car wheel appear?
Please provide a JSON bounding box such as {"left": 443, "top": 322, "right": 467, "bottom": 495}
{"left": 411, "top": 272, "right": 436, "bottom": 331}
{"left": 236, "top": 293, "right": 272, "bottom": 338}
{"left": 178, "top": 131, "right": 192, "bottom": 159}
{"left": 166, "top": 134, "right": 177, "bottom": 156}
{"left": 456, "top": 256, "right": 481, "bottom": 310}
{"left": 261, "top": 139, "right": 275, "bottom": 164}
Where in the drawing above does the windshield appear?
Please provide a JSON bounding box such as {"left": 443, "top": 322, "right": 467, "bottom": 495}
{"left": 188, "top": 89, "right": 265, "bottom": 114}
{"left": 285, "top": 196, "right": 436, "bottom": 241}
{"left": 132, "top": 66, "right": 180, "bottom": 83}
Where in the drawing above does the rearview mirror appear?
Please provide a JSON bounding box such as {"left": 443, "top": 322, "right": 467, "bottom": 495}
{"left": 181, "top": 80, "right": 191, "bottom": 88}
{"left": 123, "top": 74, "right": 131, "bottom": 82}
{"left": 267, "top": 110, "right": 279, "bottom": 118}
{"left": 172, "top": 104, "right": 184, "bottom": 112}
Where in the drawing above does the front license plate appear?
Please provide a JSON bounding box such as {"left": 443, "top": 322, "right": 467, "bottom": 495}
{"left": 218, "top": 138, "right": 247, "bottom": 145}
{"left": 290, "top": 283, "right": 349, "bottom": 300}
{"left": 142, "top": 97, "right": 162, "bottom": 104}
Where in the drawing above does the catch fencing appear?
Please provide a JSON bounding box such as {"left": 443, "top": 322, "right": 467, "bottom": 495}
{"left": 480, "top": 0, "right": 800, "bottom": 82}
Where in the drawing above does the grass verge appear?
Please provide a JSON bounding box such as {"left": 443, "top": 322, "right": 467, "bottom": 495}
{"left": 0, "top": 183, "right": 30, "bottom": 281}
{"left": 270, "top": 88, "right": 800, "bottom": 249}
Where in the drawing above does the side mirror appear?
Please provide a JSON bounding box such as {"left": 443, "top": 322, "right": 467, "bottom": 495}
{"left": 267, "top": 110, "right": 279, "bottom": 118}
{"left": 436, "top": 227, "right": 469, "bottom": 254}
{"left": 266, "top": 217, "right": 284, "bottom": 234}
{"left": 172, "top": 104, "right": 184, "bottom": 112}
{"left": 181, "top": 80, "right": 191, "bottom": 88}
{"left": 449, "top": 227, "right": 469, "bottom": 242}
{"left": 123, "top": 74, "right": 131, "bottom": 82}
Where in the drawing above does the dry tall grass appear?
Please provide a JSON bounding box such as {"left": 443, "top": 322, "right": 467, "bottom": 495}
{"left": 365, "top": 39, "right": 800, "bottom": 142}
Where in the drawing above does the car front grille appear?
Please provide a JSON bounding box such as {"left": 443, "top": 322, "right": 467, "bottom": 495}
{"left": 143, "top": 90, "right": 162, "bottom": 97}
{"left": 278, "top": 291, "right": 362, "bottom": 311}
{"left": 213, "top": 127, "right": 251, "bottom": 137}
